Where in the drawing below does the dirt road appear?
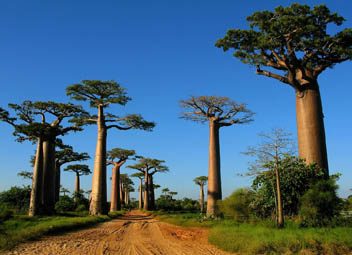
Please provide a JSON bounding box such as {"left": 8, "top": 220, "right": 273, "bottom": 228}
{"left": 3, "top": 211, "right": 233, "bottom": 255}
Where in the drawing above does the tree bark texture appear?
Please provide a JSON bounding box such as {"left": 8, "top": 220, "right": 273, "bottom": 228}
{"left": 274, "top": 162, "right": 284, "bottom": 228}
{"left": 74, "top": 172, "right": 80, "bottom": 203}
{"left": 148, "top": 175, "right": 155, "bottom": 210}
{"left": 139, "top": 179, "right": 143, "bottom": 209}
{"left": 200, "top": 185, "right": 205, "bottom": 214}
{"left": 296, "top": 84, "right": 329, "bottom": 176}
{"left": 90, "top": 105, "right": 108, "bottom": 215}
{"left": 206, "top": 120, "right": 221, "bottom": 217}
{"left": 29, "top": 138, "right": 44, "bottom": 216}
{"left": 54, "top": 162, "right": 61, "bottom": 203}
{"left": 42, "top": 138, "right": 56, "bottom": 214}
{"left": 143, "top": 172, "right": 149, "bottom": 210}
{"left": 110, "top": 165, "right": 121, "bottom": 212}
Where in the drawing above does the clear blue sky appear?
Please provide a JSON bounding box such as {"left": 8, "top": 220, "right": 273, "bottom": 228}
{"left": 0, "top": 0, "right": 351, "bottom": 200}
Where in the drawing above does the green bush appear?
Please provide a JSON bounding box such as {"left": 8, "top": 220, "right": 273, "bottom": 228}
{"left": 299, "top": 178, "right": 343, "bottom": 227}
{"left": 218, "top": 188, "right": 255, "bottom": 222}
{"left": 0, "top": 186, "right": 31, "bottom": 213}
{"left": 0, "top": 204, "right": 13, "bottom": 223}
{"left": 55, "top": 195, "right": 75, "bottom": 213}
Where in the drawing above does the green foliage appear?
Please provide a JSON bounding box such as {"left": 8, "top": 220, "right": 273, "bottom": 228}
{"left": 64, "top": 164, "right": 91, "bottom": 176}
{"left": 55, "top": 195, "right": 75, "bottom": 213}
{"left": 0, "top": 186, "right": 31, "bottom": 213}
{"left": 218, "top": 188, "right": 255, "bottom": 222}
{"left": 251, "top": 156, "right": 324, "bottom": 218}
{"left": 107, "top": 148, "right": 136, "bottom": 162}
{"left": 299, "top": 178, "right": 343, "bottom": 227}
{"left": 0, "top": 205, "right": 14, "bottom": 223}
{"left": 193, "top": 176, "right": 208, "bottom": 186}
{"left": 66, "top": 80, "right": 131, "bottom": 108}
{"left": 216, "top": 3, "right": 352, "bottom": 86}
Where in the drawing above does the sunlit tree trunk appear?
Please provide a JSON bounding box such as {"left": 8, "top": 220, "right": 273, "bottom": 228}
{"left": 206, "top": 120, "right": 221, "bottom": 217}
{"left": 200, "top": 184, "right": 205, "bottom": 213}
{"left": 29, "top": 138, "right": 44, "bottom": 216}
{"left": 110, "top": 164, "right": 121, "bottom": 212}
{"left": 120, "top": 181, "right": 125, "bottom": 207}
{"left": 54, "top": 162, "right": 61, "bottom": 203}
{"left": 296, "top": 83, "right": 329, "bottom": 176}
{"left": 42, "top": 138, "right": 56, "bottom": 214}
{"left": 138, "top": 179, "right": 143, "bottom": 209}
{"left": 90, "top": 105, "right": 107, "bottom": 215}
{"left": 143, "top": 172, "right": 149, "bottom": 210}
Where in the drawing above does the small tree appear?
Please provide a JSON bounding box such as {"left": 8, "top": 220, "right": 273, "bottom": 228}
{"left": 216, "top": 3, "right": 352, "bottom": 175}
{"left": 55, "top": 140, "right": 90, "bottom": 202}
{"left": 107, "top": 148, "right": 135, "bottom": 212}
{"left": 67, "top": 80, "right": 155, "bottom": 215}
{"left": 180, "top": 96, "right": 253, "bottom": 216}
{"left": 193, "top": 176, "right": 208, "bottom": 213}
{"left": 60, "top": 187, "right": 70, "bottom": 196}
{"left": 64, "top": 164, "right": 91, "bottom": 202}
{"left": 244, "top": 128, "right": 294, "bottom": 228}
{"left": 128, "top": 158, "right": 166, "bottom": 210}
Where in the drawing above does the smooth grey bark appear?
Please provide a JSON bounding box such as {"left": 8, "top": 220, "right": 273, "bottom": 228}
{"left": 29, "top": 138, "right": 44, "bottom": 216}
{"left": 89, "top": 105, "right": 108, "bottom": 215}
{"left": 296, "top": 84, "right": 329, "bottom": 176}
{"left": 206, "top": 120, "right": 221, "bottom": 217}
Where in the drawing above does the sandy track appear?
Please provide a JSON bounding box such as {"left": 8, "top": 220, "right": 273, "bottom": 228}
{"left": 3, "top": 211, "right": 233, "bottom": 255}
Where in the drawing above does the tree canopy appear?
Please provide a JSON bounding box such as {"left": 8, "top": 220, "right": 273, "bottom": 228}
{"left": 180, "top": 96, "right": 253, "bottom": 126}
{"left": 193, "top": 176, "right": 208, "bottom": 186}
{"left": 216, "top": 4, "right": 352, "bottom": 89}
{"left": 64, "top": 164, "right": 91, "bottom": 176}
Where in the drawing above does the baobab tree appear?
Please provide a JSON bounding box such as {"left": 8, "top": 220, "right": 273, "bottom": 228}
{"left": 64, "top": 164, "right": 91, "bottom": 202}
{"left": 148, "top": 164, "right": 169, "bottom": 210}
{"left": 60, "top": 186, "right": 70, "bottom": 196}
{"left": 244, "top": 128, "right": 295, "bottom": 228}
{"left": 120, "top": 174, "right": 134, "bottom": 206}
{"left": 216, "top": 4, "right": 352, "bottom": 176}
{"left": 131, "top": 172, "right": 144, "bottom": 209}
{"left": 193, "top": 176, "right": 208, "bottom": 213}
{"left": 66, "top": 80, "right": 155, "bottom": 215}
{"left": 180, "top": 96, "right": 253, "bottom": 216}
{"left": 0, "top": 101, "right": 85, "bottom": 215}
{"left": 128, "top": 158, "right": 166, "bottom": 210}
{"left": 55, "top": 140, "right": 90, "bottom": 202}
{"left": 107, "top": 148, "right": 135, "bottom": 212}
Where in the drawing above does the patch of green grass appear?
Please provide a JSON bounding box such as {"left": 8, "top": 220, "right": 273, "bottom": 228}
{"left": 209, "top": 222, "right": 352, "bottom": 254}
{"left": 0, "top": 214, "right": 111, "bottom": 251}
{"left": 155, "top": 212, "right": 352, "bottom": 254}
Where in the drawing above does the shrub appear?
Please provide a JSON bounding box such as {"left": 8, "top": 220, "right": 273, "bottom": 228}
{"left": 55, "top": 195, "right": 75, "bottom": 213}
{"left": 299, "top": 178, "right": 343, "bottom": 227}
{"left": 0, "top": 186, "right": 31, "bottom": 213}
{"left": 218, "top": 188, "right": 255, "bottom": 222}
{"left": 0, "top": 204, "right": 13, "bottom": 223}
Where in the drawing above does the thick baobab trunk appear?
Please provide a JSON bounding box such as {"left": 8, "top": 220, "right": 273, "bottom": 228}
{"left": 148, "top": 175, "right": 155, "bottom": 210}
{"left": 29, "top": 138, "right": 44, "bottom": 216}
{"left": 206, "top": 120, "right": 221, "bottom": 217}
{"left": 296, "top": 84, "right": 329, "bottom": 176}
{"left": 199, "top": 184, "right": 205, "bottom": 214}
{"left": 143, "top": 172, "right": 149, "bottom": 210}
{"left": 74, "top": 172, "right": 80, "bottom": 202}
{"left": 110, "top": 165, "right": 121, "bottom": 212}
{"left": 139, "top": 179, "right": 143, "bottom": 209}
{"left": 274, "top": 162, "right": 284, "bottom": 228}
{"left": 54, "top": 162, "right": 61, "bottom": 203}
{"left": 90, "top": 106, "right": 107, "bottom": 215}
{"left": 42, "top": 138, "right": 56, "bottom": 214}
{"left": 125, "top": 190, "right": 129, "bottom": 205}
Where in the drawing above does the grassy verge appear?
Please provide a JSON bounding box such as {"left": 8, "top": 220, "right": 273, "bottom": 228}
{"left": 155, "top": 212, "right": 352, "bottom": 254}
{"left": 0, "top": 210, "right": 124, "bottom": 251}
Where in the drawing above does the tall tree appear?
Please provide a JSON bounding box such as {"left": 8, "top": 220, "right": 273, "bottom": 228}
{"left": 180, "top": 96, "right": 253, "bottom": 216}
{"left": 216, "top": 4, "right": 352, "bottom": 176}
{"left": 193, "top": 176, "right": 208, "bottom": 213}
{"left": 1, "top": 101, "right": 85, "bottom": 215}
{"left": 107, "top": 148, "right": 135, "bottom": 212}
{"left": 128, "top": 158, "right": 166, "bottom": 210}
{"left": 131, "top": 172, "right": 144, "bottom": 209}
{"left": 244, "top": 128, "right": 295, "bottom": 228}
{"left": 120, "top": 174, "right": 134, "bottom": 206}
{"left": 54, "top": 140, "right": 90, "bottom": 202}
{"left": 64, "top": 164, "right": 91, "bottom": 202}
{"left": 17, "top": 171, "right": 33, "bottom": 181}
{"left": 66, "top": 80, "right": 155, "bottom": 215}
{"left": 148, "top": 163, "right": 169, "bottom": 210}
